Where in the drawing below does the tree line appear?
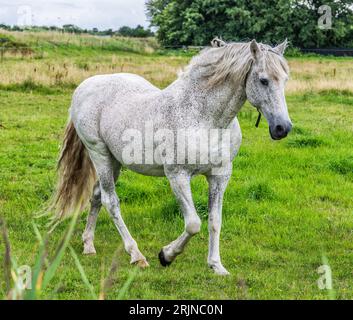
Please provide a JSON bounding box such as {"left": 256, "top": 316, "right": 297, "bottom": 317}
{"left": 146, "top": 0, "right": 353, "bottom": 48}
{"left": 0, "top": 24, "right": 154, "bottom": 38}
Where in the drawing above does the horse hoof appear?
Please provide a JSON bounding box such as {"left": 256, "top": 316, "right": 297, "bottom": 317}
{"left": 214, "top": 269, "right": 230, "bottom": 276}
{"left": 158, "top": 250, "right": 172, "bottom": 267}
{"left": 135, "top": 259, "right": 149, "bottom": 269}
{"left": 83, "top": 246, "right": 96, "bottom": 255}
{"left": 210, "top": 264, "right": 230, "bottom": 276}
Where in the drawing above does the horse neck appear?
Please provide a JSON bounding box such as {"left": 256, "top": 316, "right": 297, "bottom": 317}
{"left": 164, "top": 73, "right": 246, "bottom": 129}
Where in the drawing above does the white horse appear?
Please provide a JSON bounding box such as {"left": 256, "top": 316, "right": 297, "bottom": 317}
{"left": 52, "top": 39, "right": 291, "bottom": 275}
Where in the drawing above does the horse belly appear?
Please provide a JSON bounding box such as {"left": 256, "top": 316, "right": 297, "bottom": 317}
{"left": 109, "top": 118, "right": 242, "bottom": 177}
{"left": 124, "top": 164, "right": 166, "bottom": 177}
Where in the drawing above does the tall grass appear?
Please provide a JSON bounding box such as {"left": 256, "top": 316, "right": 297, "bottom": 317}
{"left": 288, "top": 59, "right": 353, "bottom": 93}
{"left": 0, "top": 29, "right": 352, "bottom": 94}
{"left": 0, "top": 30, "right": 159, "bottom": 54}
{"left": 0, "top": 214, "right": 137, "bottom": 300}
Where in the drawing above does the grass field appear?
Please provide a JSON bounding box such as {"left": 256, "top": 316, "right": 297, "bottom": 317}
{"left": 0, "top": 31, "right": 353, "bottom": 300}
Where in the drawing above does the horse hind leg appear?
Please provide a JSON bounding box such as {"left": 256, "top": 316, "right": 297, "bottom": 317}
{"left": 82, "top": 159, "right": 122, "bottom": 255}
{"left": 82, "top": 181, "right": 101, "bottom": 254}
{"left": 87, "top": 145, "right": 149, "bottom": 267}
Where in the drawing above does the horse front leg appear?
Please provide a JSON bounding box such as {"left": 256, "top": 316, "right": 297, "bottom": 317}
{"left": 159, "top": 167, "right": 201, "bottom": 266}
{"left": 206, "top": 166, "right": 232, "bottom": 275}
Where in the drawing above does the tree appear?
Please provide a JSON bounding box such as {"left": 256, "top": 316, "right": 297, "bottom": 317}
{"left": 62, "top": 24, "right": 82, "bottom": 34}
{"left": 146, "top": 0, "right": 353, "bottom": 47}
{"left": 118, "top": 25, "right": 154, "bottom": 37}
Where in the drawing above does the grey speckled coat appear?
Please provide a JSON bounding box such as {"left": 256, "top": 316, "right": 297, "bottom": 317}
{"left": 64, "top": 39, "right": 291, "bottom": 275}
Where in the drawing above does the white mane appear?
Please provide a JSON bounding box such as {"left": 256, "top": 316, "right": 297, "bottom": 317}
{"left": 181, "top": 41, "right": 289, "bottom": 87}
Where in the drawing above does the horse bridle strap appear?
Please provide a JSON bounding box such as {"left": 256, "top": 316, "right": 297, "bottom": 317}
{"left": 245, "top": 61, "right": 262, "bottom": 128}
{"left": 255, "top": 111, "right": 262, "bottom": 128}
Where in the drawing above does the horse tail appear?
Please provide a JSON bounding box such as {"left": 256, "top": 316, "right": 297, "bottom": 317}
{"left": 50, "top": 120, "right": 97, "bottom": 220}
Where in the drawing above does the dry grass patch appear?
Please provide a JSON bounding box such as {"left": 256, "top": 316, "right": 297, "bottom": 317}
{"left": 0, "top": 30, "right": 352, "bottom": 94}
{"left": 287, "top": 58, "right": 353, "bottom": 93}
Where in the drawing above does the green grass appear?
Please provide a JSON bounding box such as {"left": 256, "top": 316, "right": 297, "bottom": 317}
{"left": 0, "top": 31, "right": 352, "bottom": 299}
{"left": 1, "top": 87, "right": 352, "bottom": 299}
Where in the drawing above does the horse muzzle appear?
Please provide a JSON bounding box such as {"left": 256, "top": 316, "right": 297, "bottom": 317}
{"left": 269, "top": 121, "right": 292, "bottom": 140}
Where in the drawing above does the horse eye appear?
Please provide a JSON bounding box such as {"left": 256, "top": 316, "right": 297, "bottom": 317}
{"left": 260, "top": 78, "right": 269, "bottom": 86}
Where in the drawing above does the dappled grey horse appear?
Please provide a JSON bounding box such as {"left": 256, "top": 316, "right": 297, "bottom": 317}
{"left": 53, "top": 39, "right": 291, "bottom": 275}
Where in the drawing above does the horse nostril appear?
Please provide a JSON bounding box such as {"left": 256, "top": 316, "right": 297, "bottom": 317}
{"left": 275, "top": 125, "right": 284, "bottom": 134}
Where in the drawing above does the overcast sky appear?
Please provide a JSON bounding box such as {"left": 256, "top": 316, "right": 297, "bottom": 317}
{"left": 0, "top": 0, "right": 149, "bottom": 30}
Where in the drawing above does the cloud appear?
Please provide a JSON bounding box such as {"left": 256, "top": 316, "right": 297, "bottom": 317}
{"left": 0, "top": 0, "right": 149, "bottom": 30}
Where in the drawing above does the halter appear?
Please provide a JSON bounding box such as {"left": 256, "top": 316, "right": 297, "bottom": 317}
{"left": 239, "top": 44, "right": 283, "bottom": 129}
{"left": 253, "top": 47, "right": 281, "bottom": 128}
{"left": 255, "top": 112, "right": 262, "bottom": 128}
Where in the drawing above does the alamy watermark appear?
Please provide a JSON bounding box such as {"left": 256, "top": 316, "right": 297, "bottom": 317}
{"left": 12, "top": 264, "right": 32, "bottom": 293}
{"left": 318, "top": 5, "right": 332, "bottom": 30}
{"left": 17, "top": 5, "right": 32, "bottom": 27}
{"left": 317, "top": 264, "right": 332, "bottom": 290}
{"left": 120, "top": 121, "right": 232, "bottom": 175}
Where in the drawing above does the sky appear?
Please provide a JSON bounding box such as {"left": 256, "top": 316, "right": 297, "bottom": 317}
{"left": 0, "top": 0, "right": 149, "bottom": 30}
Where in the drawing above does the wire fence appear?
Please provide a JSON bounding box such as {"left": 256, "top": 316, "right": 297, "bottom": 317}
{"left": 163, "top": 45, "right": 353, "bottom": 56}
{"left": 300, "top": 48, "right": 353, "bottom": 56}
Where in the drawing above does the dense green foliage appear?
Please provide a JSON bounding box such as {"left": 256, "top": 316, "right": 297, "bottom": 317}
{"left": 118, "top": 25, "right": 155, "bottom": 38}
{"left": 146, "top": 0, "right": 353, "bottom": 47}
{"left": 0, "top": 33, "right": 27, "bottom": 48}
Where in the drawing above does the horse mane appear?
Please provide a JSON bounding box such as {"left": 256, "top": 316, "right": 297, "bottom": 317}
{"left": 181, "top": 41, "right": 289, "bottom": 87}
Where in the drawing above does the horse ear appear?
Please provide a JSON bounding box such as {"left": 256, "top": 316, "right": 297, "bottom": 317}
{"left": 250, "top": 39, "right": 261, "bottom": 60}
{"left": 274, "top": 39, "right": 288, "bottom": 55}
{"left": 211, "top": 37, "right": 227, "bottom": 48}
